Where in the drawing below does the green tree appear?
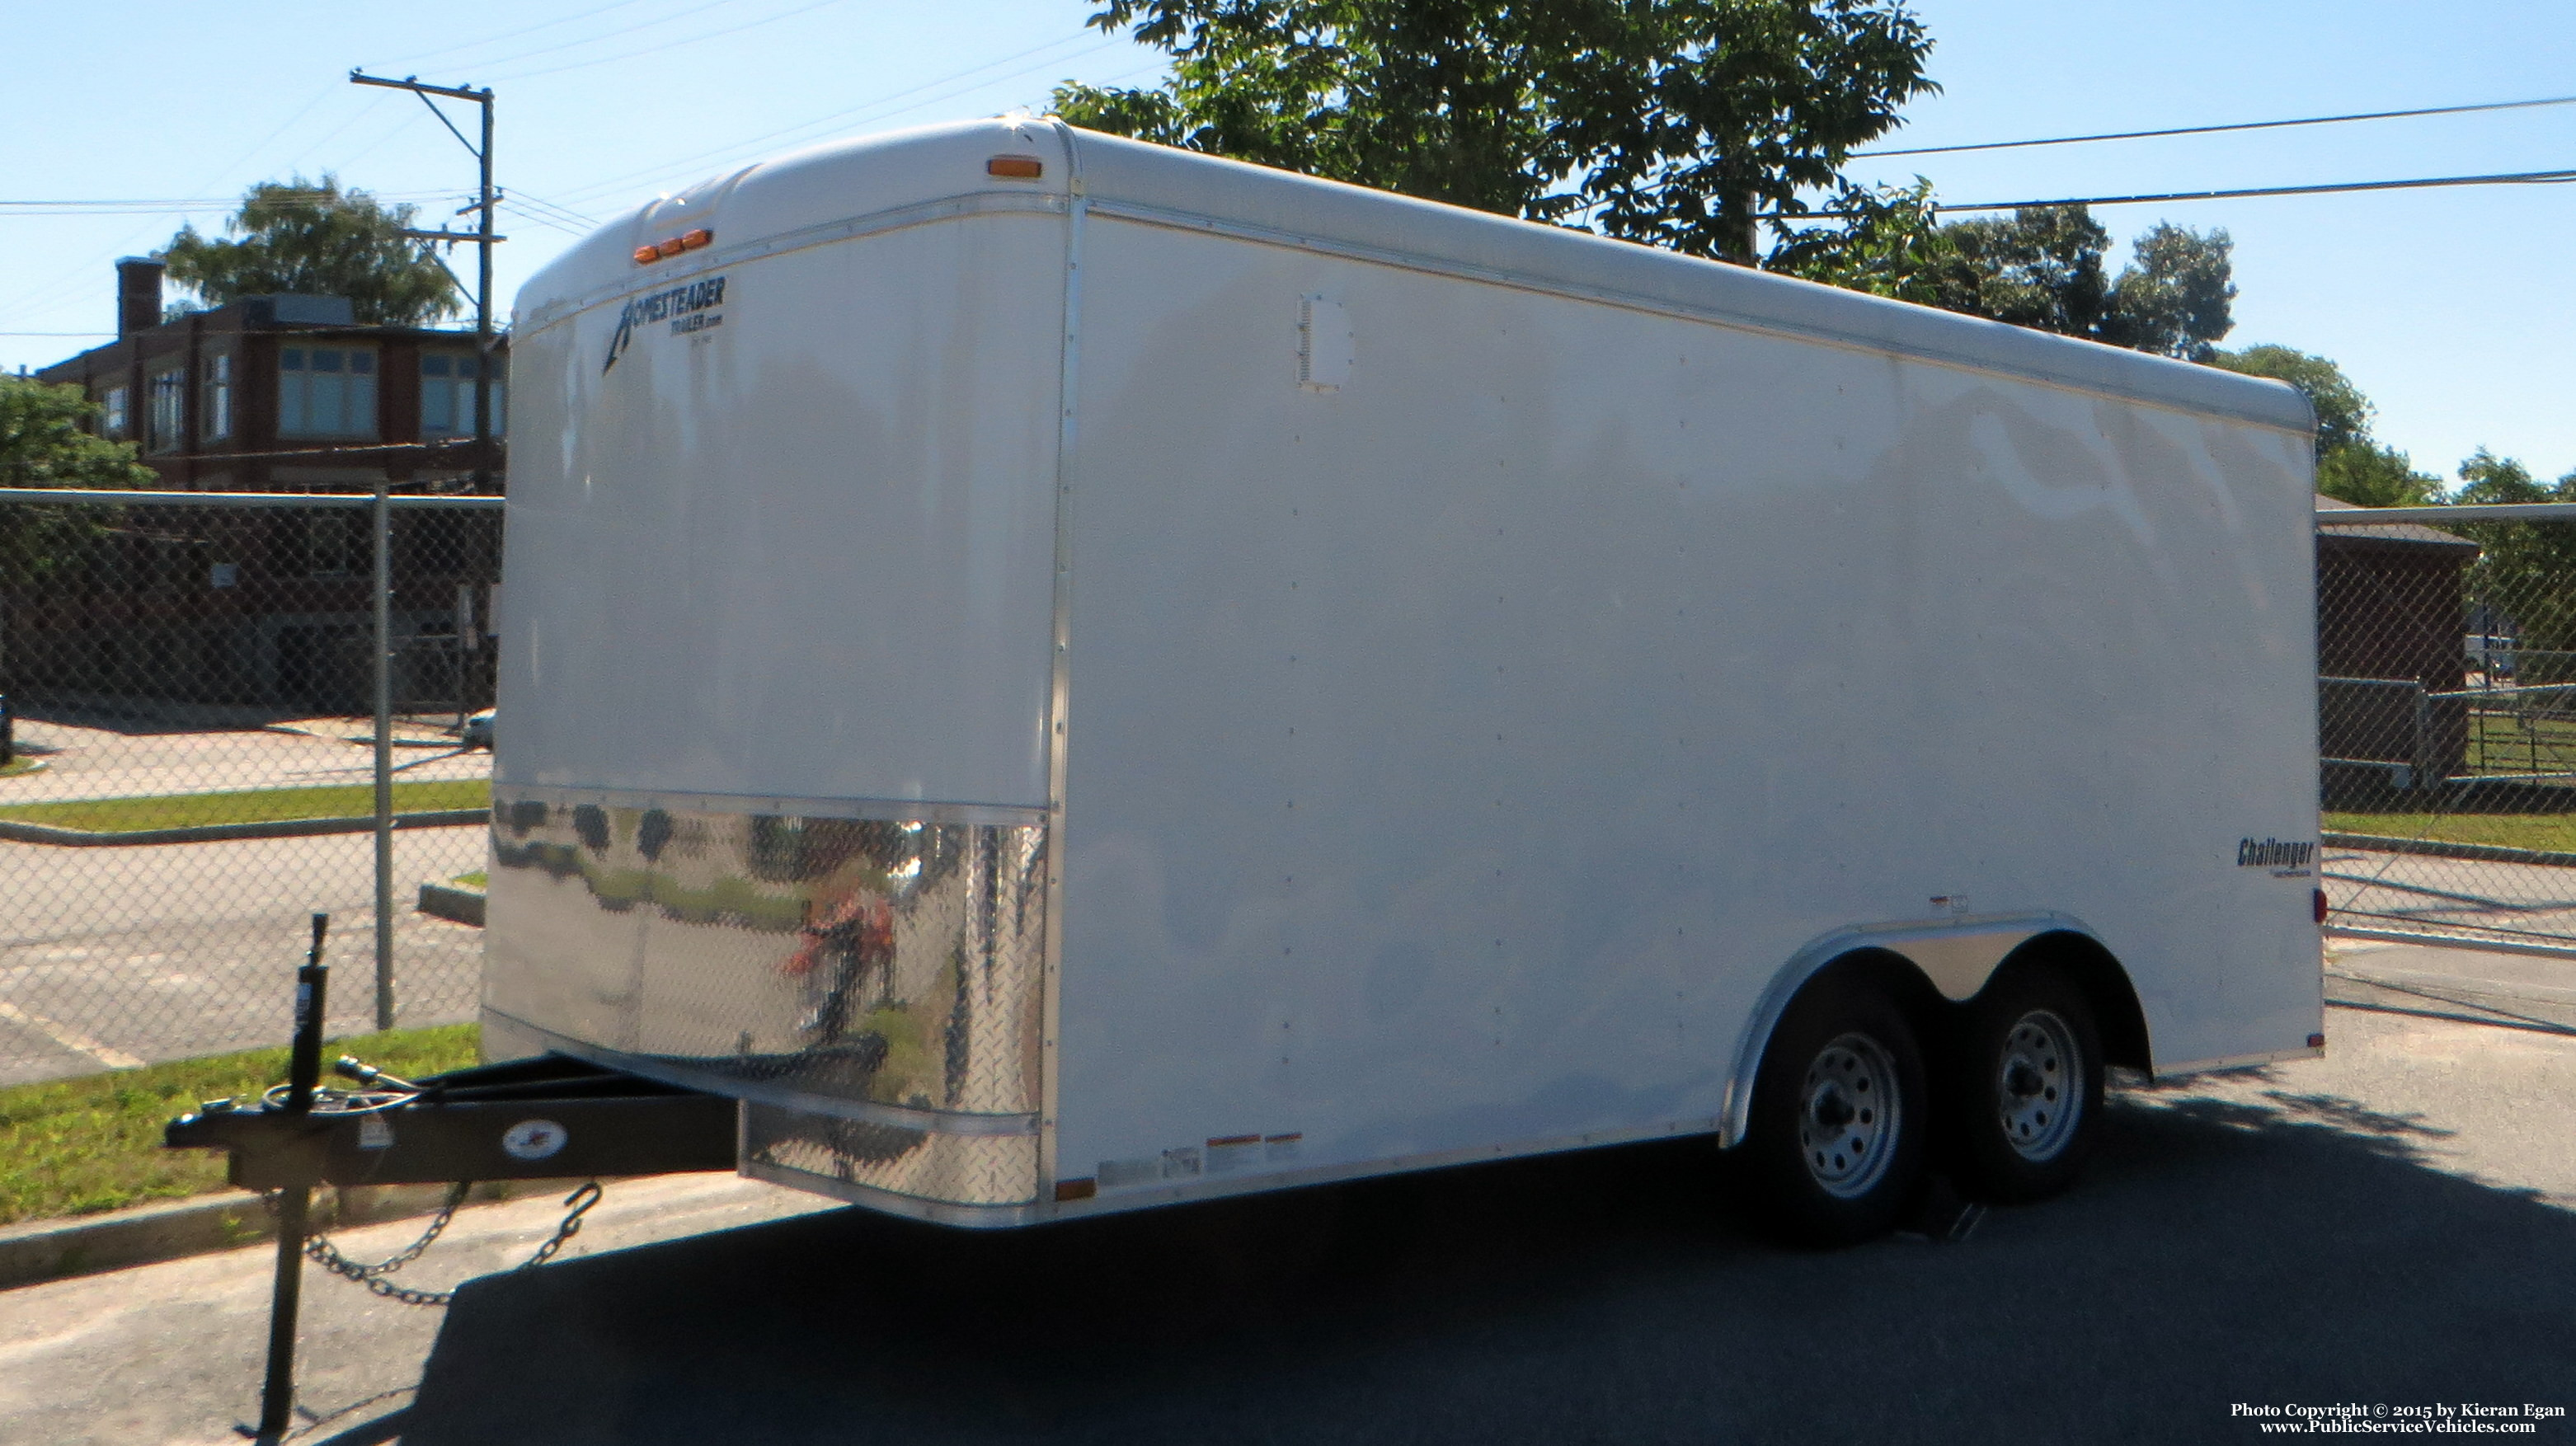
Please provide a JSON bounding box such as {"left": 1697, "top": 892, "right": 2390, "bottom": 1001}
{"left": 2449, "top": 449, "right": 2576, "bottom": 662}
{"left": 1764, "top": 176, "right": 1951, "bottom": 303}
{"left": 2314, "top": 444, "right": 2442, "bottom": 507}
{"left": 159, "top": 176, "right": 457, "bottom": 326}
{"left": 2207, "top": 345, "right": 2370, "bottom": 451}
{"left": 0, "top": 377, "right": 152, "bottom": 588}
{"left": 1053, "top": 0, "right": 1939, "bottom": 265}
{"left": 2204, "top": 346, "right": 2440, "bottom": 505}
{"left": 1913, "top": 204, "right": 2235, "bottom": 359}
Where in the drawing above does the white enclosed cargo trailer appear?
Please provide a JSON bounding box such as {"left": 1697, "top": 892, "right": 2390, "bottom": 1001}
{"left": 483, "top": 116, "right": 2322, "bottom": 1241}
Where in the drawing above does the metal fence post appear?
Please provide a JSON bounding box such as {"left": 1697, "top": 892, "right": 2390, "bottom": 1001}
{"left": 374, "top": 480, "right": 396, "bottom": 1031}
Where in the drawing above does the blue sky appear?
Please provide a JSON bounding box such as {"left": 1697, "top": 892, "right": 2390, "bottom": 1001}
{"left": 4, "top": 0, "right": 2569, "bottom": 483}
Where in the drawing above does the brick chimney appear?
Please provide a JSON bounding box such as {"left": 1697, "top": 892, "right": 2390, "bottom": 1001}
{"left": 115, "top": 257, "right": 165, "bottom": 337}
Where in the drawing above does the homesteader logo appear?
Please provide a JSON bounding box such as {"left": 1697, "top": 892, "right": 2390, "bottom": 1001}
{"left": 2237, "top": 837, "right": 2316, "bottom": 869}
{"left": 603, "top": 274, "right": 728, "bottom": 373}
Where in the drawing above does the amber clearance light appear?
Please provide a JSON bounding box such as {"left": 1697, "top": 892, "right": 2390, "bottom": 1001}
{"left": 632, "top": 228, "right": 717, "bottom": 265}
{"left": 987, "top": 155, "right": 1044, "bottom": 180}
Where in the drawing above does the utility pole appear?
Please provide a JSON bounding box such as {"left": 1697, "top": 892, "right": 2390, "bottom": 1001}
{"left": 345, "top": 72, "right": 501, "bottom": 1031}
{"left": 346, "top": 71, "right": 501, "bottom": 493}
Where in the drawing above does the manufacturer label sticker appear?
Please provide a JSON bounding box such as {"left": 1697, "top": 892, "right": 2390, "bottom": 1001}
{"left": 501, "top": 1118, "right": 569, "bottom": 1162}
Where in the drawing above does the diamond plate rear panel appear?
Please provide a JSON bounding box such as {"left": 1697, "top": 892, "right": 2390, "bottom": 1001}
{"left": 483, "top": 790, "right": 1048, "bottom": 1205}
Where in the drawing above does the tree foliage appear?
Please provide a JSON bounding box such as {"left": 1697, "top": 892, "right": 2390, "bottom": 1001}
{"left": 159, "top": 176, "right": 458, "bottom": 326}
{"left": 0, "top": 377, "right": 152, "bottom": 587}
{"left": 2208, "top": 345, "right": 2370, "bottom": 451}
{"left": 1053, "top": 0, "right": 1939, "bottom": 264}
{"left": 2448, "top": 449, "right": 2576, "bottom": 655}
{"left": 2204, "top": 345, "right": 2439, "bottom": 505}
{"left": 1908, "top": 205, "right": 2235, "bottom": 359}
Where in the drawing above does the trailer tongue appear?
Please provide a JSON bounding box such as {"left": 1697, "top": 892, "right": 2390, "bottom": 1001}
{"left": 162, "top": 914, "right": 736, "bottom": 1442}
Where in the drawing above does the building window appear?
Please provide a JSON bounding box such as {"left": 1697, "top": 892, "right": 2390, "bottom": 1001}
{"left": 101, "top": 385, "right": 129, "bottom": 438}
{"left": 278, "top": 345, "right": 378, "bottom": 439}
{"left": 421, "top": 351, "right": 506, "bottom": 438}
{"left": 304, "top": 514, "right": 368, "bottom": 579}
{"left": 148, "top": 365, "right": 186, "bottom": 453}
{"left": 201, "top": 354, "right": 233, "bottom": 440}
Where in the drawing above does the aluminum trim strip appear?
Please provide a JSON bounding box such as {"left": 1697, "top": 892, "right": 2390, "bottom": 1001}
{"left": 518, "top": 190, "right": 1069, "bottom": 337}
{"left": 1082, "top": 197, "right": 2312, "bottom": 437}
{"left": 745, "top": 1111, "right": 1731, "bottom": 1228}
{"left": 2151, "top": 1045, "right": 2323, "bottom": 1079}
{"left": 1037, "top": 119, "right": 1088, "bottom": 1191}
{"left": 482, "top": 1008, "right": 1043, "bottom": 1136}
{"left": 489, "top": 782, "right": 1046, "bottom": 829}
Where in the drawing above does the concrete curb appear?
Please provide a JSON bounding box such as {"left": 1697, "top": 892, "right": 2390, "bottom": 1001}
{"left": 0, "top": 809, "right": 487, "bottom": 847}
{"left": 418, "top": 880, "right": 487, "bottom": 926}
{"left": 2323, "top": 830, "right": 2576, "bottom": 870}
{"left": 0, "top": 1177, "right": 590, "bottom": 1291}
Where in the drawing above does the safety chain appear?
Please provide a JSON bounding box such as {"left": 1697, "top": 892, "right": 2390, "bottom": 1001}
{"left": 261, "top": 1181, "right": 605, "bottom": 1308}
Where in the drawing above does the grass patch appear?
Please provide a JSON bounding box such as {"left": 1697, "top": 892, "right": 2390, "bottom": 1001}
{"left": 0, "top": 1025, "right": 479, "bottom": 1225}
{"left": 0, "top": 778, "right": 490, "bottom": 833}
{"left": 454, "top": 871, "right": 487, "bottom": 890}
{"left": 0, "top": 757, "right": 43, "bottom": 779}
{"left": 2325, "top": 811, "right": 2576, "bottom": 855}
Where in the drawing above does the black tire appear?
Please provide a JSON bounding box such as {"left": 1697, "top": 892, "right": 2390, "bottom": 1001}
{"left": 1945, "top": 962, "right": 2104, "bottom": 1204}
{"left": 1742, "top": 974, "right": 1930, "bottom": 1246}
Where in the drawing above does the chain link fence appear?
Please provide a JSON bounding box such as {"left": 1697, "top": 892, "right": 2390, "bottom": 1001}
{"left": 2319, "top": 502, "right": 2576, "bottom": 957}
{"left": 7, "top": 487, "right": 2572, "bottom": 1090}
{"left": 1, "top": 488, "right": 501, "bottom": 1087}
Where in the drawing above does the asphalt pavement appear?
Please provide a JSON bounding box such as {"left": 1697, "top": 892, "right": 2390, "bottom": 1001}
{"left": 5, "top": 998, "right": 2570, "bottom": 1446}
{"left": 0, "top": 827, "right": 487, "bottom": 1085}
{"left": 1, "top": 711, "right": 494, "bottom": 1084}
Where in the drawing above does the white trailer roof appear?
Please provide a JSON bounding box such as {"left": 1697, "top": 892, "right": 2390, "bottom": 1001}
{"left": 519, "top": 117, "right": 2314, "bottom": 437}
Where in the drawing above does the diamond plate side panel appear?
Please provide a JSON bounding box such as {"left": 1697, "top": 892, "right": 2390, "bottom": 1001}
{"left": 483, "top": 792, "right": 1047, "bottom": 1155}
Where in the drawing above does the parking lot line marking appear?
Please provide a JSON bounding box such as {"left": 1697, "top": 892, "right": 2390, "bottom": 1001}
{"left": 0, "top": 1000, "right": 143, "bottom": 1070}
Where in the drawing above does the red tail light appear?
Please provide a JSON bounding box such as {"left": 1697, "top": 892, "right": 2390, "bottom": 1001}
{"left": 2313, "top": 888, "right": 2328, "bottom": 925}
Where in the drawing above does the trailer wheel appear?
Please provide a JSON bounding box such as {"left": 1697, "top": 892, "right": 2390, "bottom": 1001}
{"left": 1947, "top": 964, "right": 2104, "bottom": 1204}
{"left": 1743, "top": 976, "right": 1928, "bottom": 1246}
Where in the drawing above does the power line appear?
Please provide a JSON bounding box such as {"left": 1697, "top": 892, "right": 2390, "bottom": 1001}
{"left": 543, "top": 31, "right": 1114, "bottom": 208}
{"left": 365, "top": 0, "right": 705, "bottom": 71}
{"left": 1925, "top": 166, "right": 2576, "bottom": 212}
{"left": 485, "top": 0, "right": 851, "bottom": 83}
{"left": 1786, "top": 165, "right": 2576, "bottom": 219}
{"left": 445, "top": 0, "right": 757, "bottom": 76}
{"left": 1857, "top": 92, "right": 2576, "bottom": 158}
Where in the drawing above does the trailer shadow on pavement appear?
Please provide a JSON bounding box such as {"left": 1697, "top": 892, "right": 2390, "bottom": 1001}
{"left": 389, "top": 1075, "right": 2576, "bottom": 1446}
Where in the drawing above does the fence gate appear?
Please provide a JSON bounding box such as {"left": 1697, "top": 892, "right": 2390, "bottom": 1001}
{"left": 2318, "top": 500, "right": 2576, "bottom": 960}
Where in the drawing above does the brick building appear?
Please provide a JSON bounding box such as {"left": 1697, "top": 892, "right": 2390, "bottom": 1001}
{"left": 36, "top": 257, "right": 505, "bottom": 493}
{"left": 6, "top": 260, "right": 505, "bottom": 718}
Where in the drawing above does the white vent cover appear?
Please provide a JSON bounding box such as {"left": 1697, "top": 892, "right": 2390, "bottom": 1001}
{"left": 1298, "top": 295, "right": 1351, "bottom": 392}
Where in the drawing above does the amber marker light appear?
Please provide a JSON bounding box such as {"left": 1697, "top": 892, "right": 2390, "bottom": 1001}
{"left": 988, "top": 154, "right": 1044, "bottom": 179}
{"left": 680, "top": 228, "right": 713, "bottom": 250}
{"left": 632, "top": 245, "right": 660, "bottom": 265}
{"left": 1054, "top": 1178, "right": 1097, "bottom": 1202}
{"left": 656, "top": 237, "right": 686, "bottom": 258}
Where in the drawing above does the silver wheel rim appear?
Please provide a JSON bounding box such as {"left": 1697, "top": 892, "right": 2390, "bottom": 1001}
{"left": 1995, "top": 1008, "right": 2082, "bottom": 1162}
{"left": 1798, "top": 1031, "right": 1900, "bottom": 1200}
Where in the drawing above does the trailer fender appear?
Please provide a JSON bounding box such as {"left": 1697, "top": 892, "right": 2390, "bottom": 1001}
{"left": 1718, "top": 913, "right": 2112, "bottom": 1148}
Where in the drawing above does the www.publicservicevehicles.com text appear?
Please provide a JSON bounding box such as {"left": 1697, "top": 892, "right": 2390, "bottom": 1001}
{"left": 2236, "top": 1403, "right": 2565, "bottom": 1434}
